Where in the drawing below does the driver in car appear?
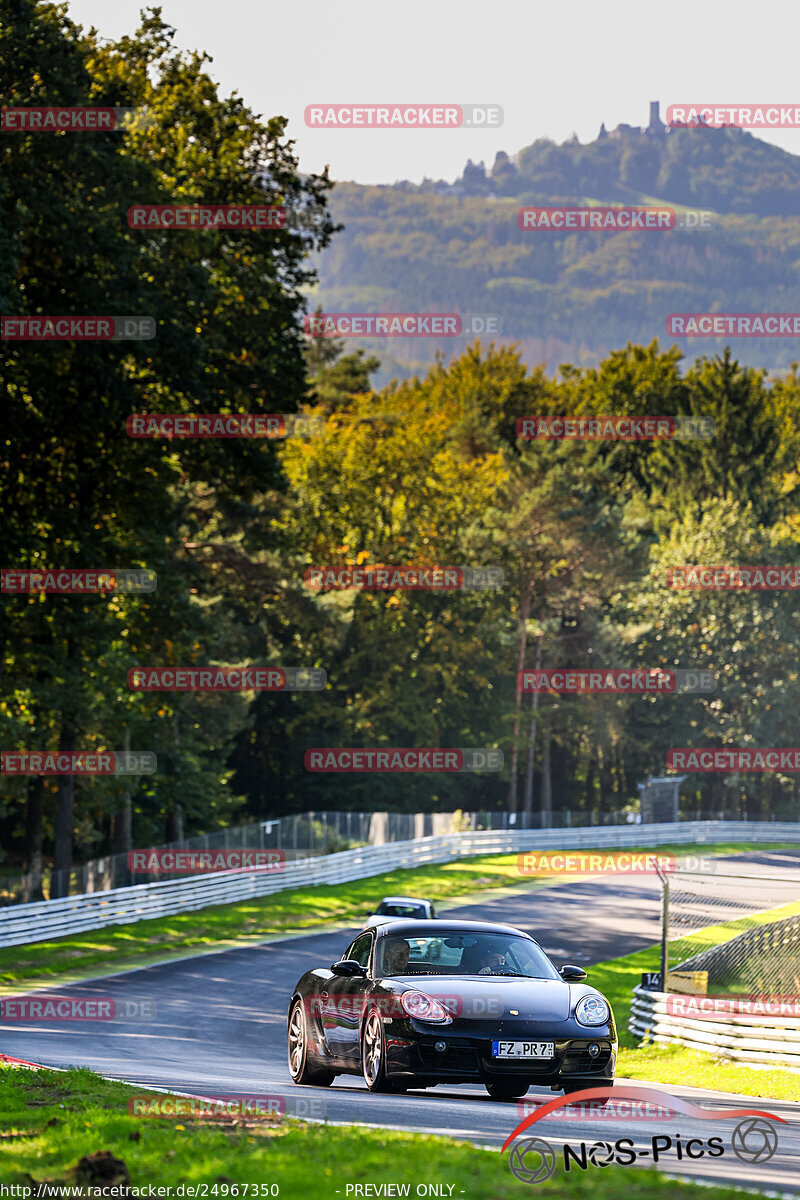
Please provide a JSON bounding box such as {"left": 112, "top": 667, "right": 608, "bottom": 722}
{"left": 478, "top": 948, "right": 506, "bottom": 974}
{"left": 383, "top": 937, "right": 411, "bottom": 974}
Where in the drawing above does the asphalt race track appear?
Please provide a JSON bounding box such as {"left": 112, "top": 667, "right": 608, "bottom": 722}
{"left": 3, "top": 851, "right": 800, "bottom": 1194}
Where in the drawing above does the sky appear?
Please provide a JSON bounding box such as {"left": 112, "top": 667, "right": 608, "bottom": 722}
{"left": 64, "top": 0, "right": 800, "bottom": 185}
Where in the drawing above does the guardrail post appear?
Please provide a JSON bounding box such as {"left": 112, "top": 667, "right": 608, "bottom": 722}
{"left": 653, "top": 858, "right": 670, "bottom": 991}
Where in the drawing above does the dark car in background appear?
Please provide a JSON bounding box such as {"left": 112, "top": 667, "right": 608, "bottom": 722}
{"left": 287, "top": 919, "right": 616, "bottom": 1101}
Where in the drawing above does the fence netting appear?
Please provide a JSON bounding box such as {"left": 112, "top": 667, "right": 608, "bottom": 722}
{"left": 665, "top": 867, "right": 800, "bottom": 998}
{"left": 3, "top": 805, "right": 614, "bottom": 904}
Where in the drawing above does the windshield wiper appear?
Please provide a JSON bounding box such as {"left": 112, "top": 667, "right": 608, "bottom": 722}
{"left": 386, "top": 969, "right": 436, "bottom": 975}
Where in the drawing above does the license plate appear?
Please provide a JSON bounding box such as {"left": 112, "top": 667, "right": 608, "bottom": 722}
{"left": 492, "top": 1040, "right": 554, "bottom": 1059}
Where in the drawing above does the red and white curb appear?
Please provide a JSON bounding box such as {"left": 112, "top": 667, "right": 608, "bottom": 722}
{"left": 0, "top": 1051, "right": 48, "bottom": 1069}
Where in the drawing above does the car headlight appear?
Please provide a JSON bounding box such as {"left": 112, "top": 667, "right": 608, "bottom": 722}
{"left": 400, "top": 991, "right": 453, "bottom": 1023}
{"left": 575, "top": 994, "right": 610, "bottom": 1026}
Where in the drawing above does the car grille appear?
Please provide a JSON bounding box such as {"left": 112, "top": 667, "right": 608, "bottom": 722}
{"left": 480, "top": 1053, "right": 556, "bottom": 1074}
{"left": 561, "top": 1041, "right": 613, "bottom": 1072}
{"left": 415, "top": 1037, "right": 611, "bottom": 1077}
{"left": 416, "top": 1043, "right": 480, "bottom": 1075}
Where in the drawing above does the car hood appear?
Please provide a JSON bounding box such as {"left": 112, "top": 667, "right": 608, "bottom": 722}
{"left": 390, "top": 975, "right": 573, "bottom": 1021}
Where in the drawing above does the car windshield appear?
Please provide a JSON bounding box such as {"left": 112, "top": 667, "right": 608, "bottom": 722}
{"left": 376, "top": 931, "right": 560, "bottom": 979}
{"left": 377, "top": 903, "right": 427, "bottom": 918}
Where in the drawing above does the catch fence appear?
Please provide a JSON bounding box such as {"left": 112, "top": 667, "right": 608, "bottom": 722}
{"left": 661, "top": 866, "right": 800, "bottom": 997}
{"left": 2, "top": 819, "right": 800, "bottom": 949}
{"left": 1, "top": 806, "right": 627, "bottom": 904}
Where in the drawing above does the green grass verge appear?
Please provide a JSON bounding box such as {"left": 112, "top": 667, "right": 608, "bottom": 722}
{"left": 618, "top": 1041, "right": 800, "bottom": 1101}
{"left": 1, "top": 841, "right": 790, "bottom": 990}
{"left": 0, "top": 1065, "right": 775, "bottom": 1197}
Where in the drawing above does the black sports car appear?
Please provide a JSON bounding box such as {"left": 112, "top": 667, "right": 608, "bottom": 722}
{"left": 287, "top": 919, "right": 617, "bottom": 1100}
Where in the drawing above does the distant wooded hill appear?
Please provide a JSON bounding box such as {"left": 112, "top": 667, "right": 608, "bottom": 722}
{"left": 314, "top": 107, "right": 800, "bottom": 382}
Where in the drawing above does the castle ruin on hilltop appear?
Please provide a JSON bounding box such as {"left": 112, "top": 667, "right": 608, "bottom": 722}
{"left": 599, "top": 100, "right": 720, "bottom": 140}
{"left": 600, "top": 101, "right": 667, "bottom": 140}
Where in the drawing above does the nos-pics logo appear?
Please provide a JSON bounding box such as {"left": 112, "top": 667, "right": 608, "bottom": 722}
{"left": 503, "top": 1086, "right": 782, "bottom": 1183}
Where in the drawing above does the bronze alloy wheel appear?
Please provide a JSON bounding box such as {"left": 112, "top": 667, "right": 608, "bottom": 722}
{"left": 361, "top": 1010, "right": 384, "bottom": 1088}
{"left": 360, "top": 1008, "right": 406, "bottom": 1092}
{"left": 287, "top": 999, "right": 335, "bottom": 1086}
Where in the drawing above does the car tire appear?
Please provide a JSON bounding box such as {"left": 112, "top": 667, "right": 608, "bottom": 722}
{"left": 361, "top": 1008, "right": 400, "bottom": 1093}
{"left": 485, "top": 1081, "right": 529, "bottom": 1101}
{"left": 287, "top": 999, "right": 335, "bottom": 1086}
{"left": 561, "top": 1080, "right": 613, "bottom": 1107}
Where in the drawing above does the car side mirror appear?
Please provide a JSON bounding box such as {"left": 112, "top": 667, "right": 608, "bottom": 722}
{"left": 560, "top": 964, "right": 588, "bottom": 981}
{"left": 331, "top": 959, "right": 367, "bottom": 977}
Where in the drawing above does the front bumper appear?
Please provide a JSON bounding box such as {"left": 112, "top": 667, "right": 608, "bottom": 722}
{"left": 384, "top": 1026, "right": 616, "bottom": 1085}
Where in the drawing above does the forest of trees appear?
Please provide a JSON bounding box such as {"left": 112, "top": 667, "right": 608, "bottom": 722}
{"left": 3, "top": 3, "right": 800, "bottom": 896}
{"left": 318, "top": 128, "right": 800, "bottom": 382}
{"left": 453, "top": 120, "right": 800, "bottom": 215}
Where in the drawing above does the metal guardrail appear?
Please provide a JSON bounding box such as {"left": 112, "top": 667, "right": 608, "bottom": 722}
{"left": 2, "top": 820, "right": 799, "bottom": 949}
{"left": 629, "top": 985, "right": 800, "bottom": 1068}
{"left": 2, "top": 807, "right": 604, "bottom": 904}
